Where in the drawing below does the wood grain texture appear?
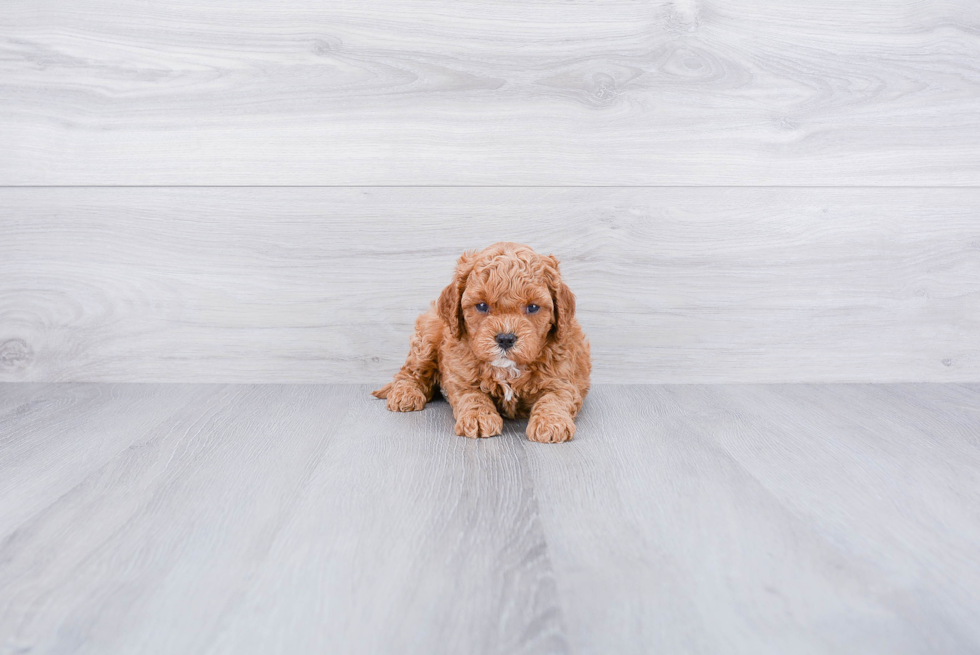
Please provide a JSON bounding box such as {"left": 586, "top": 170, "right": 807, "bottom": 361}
{"left": 0, "top": 383, "right": 565, "bottom": 655}
{"left": 2, "top": 0, "right": 979, "bottom": 185}
{"left": 1, "top": 382, "right": 979, "bottom": 653}
{"left": 524, "top": 383, "right": 980, "bottom": 654}
{"left": 1, "top": 187, "right": 978, "bottom": 384}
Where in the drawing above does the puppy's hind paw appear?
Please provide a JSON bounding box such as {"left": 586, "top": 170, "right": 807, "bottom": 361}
{"left": 371, "top": 383, "right": 392, "bottom": 399}
{"left": 527, "top": 412, "right": 576, "bottom": 443}
{"left": 384, "top": 381, "right": 428, "bottom": 412}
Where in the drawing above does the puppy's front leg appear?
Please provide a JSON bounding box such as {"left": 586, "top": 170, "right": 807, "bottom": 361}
{"left": 373, "top": 310, "right": 441, "bottom": 412}
{"left": 442, "top": 384, "right": 503, "bottom": 439}
{"left": 527, "top": 386, "right": 581, "bottom": 443}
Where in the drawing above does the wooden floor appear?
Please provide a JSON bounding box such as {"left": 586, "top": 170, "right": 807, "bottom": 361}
{"left": 2, "top": 383, "right": 978, "bottom": 654}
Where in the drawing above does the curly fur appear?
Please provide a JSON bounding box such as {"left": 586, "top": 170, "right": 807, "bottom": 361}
{"left": 373, "top": 242, "right": 591, "bottom": 443}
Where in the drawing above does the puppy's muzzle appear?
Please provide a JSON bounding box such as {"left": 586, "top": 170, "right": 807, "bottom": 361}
{"left": 495, "top": 332, "right": 518, "bottom": 351}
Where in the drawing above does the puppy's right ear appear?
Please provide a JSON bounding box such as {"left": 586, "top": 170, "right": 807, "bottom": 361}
{"left": 438, "top": 251, "right": 477, "bottom": 339}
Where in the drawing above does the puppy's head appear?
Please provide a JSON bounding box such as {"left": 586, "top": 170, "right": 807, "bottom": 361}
{"left": 438, "top": 242, "right": 576, "bottom": 366}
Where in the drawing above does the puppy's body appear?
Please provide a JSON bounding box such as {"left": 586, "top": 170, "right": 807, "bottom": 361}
{"left": 373, "top": 242, "right": 590, "bottom": 443}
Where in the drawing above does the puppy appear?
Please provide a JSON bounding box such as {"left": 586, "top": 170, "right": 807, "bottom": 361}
{"left": 373, "top": 242, "right": 590, "bottom": 443}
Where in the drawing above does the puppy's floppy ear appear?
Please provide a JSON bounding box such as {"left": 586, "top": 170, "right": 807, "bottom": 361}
{"left": 546, "top": 255, "right": 576, "bottom": 342}
{"left": 438, "top": 250, "right": 477, "bottom": 340}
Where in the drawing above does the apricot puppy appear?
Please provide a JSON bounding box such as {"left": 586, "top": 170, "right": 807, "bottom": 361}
{"left": 373, "top": 242, "right": 590, "bottom": 443}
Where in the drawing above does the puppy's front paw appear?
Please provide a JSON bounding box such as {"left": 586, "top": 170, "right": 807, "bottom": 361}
{"left": 455, "top": 408, "right": 503, "bottom": 438}
{"left": 527, "top": 411, "right": 576, "bottom": 443}
{"left": 385, "top": 382, "right": 428, "bottom": 412}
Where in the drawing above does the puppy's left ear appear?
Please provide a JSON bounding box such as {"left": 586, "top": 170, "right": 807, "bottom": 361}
{"left": 438, "top": 250, "right": 477, "bottom": 340}
{"left": 546, "top": 255, "right": 577, "bottom": 342}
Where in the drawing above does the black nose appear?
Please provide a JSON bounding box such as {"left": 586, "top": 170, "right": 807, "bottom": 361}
{"left": 495, "top": 332, "right": 518, "bottom": 350}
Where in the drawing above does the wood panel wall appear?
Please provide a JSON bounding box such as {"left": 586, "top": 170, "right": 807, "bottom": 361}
{"left": 2, "top": 0, "right": 978, "bottom": 382}
{"left": 2, "top": 188, "right": 977, "bottom": 383}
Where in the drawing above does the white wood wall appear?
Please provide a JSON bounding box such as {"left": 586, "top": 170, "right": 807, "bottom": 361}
{"left": 1, "top": 0, "right": 978, "bottom": 383}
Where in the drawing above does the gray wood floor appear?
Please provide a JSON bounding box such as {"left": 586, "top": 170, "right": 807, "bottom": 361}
{"left": 2, "top": 382, "right": 978, "bottom": 654}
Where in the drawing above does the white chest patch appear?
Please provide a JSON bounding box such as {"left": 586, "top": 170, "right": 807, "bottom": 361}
{"left": 490, "top": 356, "right": 525, "bottom": 401}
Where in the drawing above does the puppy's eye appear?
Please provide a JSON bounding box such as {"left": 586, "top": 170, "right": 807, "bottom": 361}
{"left": 526, "top": 304, "right": 540, "bottom": 314}
{"left": 475, "top": 302, "right": 489, "bottom": 313}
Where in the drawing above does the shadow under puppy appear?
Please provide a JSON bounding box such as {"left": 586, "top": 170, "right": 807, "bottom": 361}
{"left": 373, "top": 242, "right": 591, "bottom": 443}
